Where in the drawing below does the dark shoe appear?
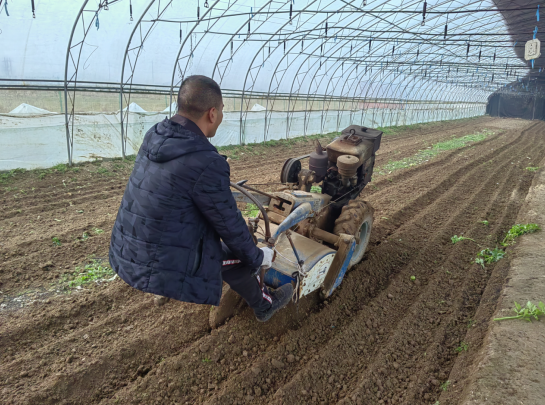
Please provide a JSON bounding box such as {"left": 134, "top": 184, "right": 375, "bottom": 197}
{"left": 255, "top": 283, "right": 294, "bottom": 322}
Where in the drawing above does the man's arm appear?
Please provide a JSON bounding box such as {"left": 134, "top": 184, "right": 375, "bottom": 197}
{"left": 193, "top": 157, "right": 264, "bottom": 269}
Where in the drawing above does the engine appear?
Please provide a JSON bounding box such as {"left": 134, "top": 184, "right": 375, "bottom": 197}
{"left": 280, "top": 125, "right": 382, "bottom": 206}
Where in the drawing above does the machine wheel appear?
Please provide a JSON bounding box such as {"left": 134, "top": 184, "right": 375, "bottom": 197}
{"left": 280, "top": 158, "right": 301, "bottom": 184}
{"left": 333, "top": 200, "right": 374, "bottom": 268}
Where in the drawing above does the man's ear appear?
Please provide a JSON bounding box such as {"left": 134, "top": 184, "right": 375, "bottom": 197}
{"left": 208, "top": 107, "right": 217, "bottom": 123}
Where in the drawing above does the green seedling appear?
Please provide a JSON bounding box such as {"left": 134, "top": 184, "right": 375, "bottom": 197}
{"left": 440, "top": 381, "right": 450, "bottom": 391}
{"left": 202, "top": 357, "right": 212, "bottom": 363}
{"left": 52, "top": 237, "right": 62, "bottom": 247}
{"left": 475, "top": 247, "right": 505, "bottom": 268}
{"left": 480, "top": 220, "right": 489, "bottom": 226}
{"left": 502, "top": 223, "right": 541, "bottom": 246}
{"left": 93, "top": 228, "right": 104, "bottom": 235}
{"left": 451, "top": 235, "right": 475, "bottom": 244}
{"left": 242, "top": 203, "right": 260, "bottom": 217}
{"left": 494, "top": 301, "right": 545, "bottom": 322}
{"left": 525, "top": 166, "right": 540, "bottom": 172}
{"left": 62, "top": 259, "right": 115, "bottom": 289}
{"left": 455, "top": 342, "right": 468, "bottom": 352}
{"left": 410, "top": 276, "right": 416, "bottom": 281}
{"left": 82, "top": 232, "right": 89, "bottom": 241}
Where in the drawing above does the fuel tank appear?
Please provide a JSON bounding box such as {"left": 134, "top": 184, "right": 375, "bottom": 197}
{"left": 326, "top": 126, "right": 382, "bottom": 164}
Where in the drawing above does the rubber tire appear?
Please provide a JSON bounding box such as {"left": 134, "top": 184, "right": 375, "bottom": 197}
{"left": 333, "top": 200, "right": 374, "bottom": 268}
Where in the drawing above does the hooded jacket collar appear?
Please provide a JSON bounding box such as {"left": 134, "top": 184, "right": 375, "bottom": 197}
{"left": 141, "top": 116, "right": 217, "bottom": 163}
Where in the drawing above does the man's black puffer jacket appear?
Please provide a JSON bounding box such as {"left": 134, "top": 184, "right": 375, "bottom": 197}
{"left": 109, "top": 116, "right": 263, "bottom": 305}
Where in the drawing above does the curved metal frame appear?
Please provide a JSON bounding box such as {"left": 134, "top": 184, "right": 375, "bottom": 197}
{"left": 57, "top": 0, "right": 530, "bottom": 164}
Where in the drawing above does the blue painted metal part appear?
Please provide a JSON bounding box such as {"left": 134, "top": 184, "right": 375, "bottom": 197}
{"left": 271, "top": 202, "right": 313, "bottom": 241}
{"left": 264, "top": 268, "right": 295, "bottom": 289}
{"left": 330, "top": 239, "right": 356, "bottom": 293}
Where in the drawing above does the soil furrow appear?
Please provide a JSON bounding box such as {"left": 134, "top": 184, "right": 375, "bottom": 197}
{"left": 1, "top": 117, "right": 543, "bottom": 405}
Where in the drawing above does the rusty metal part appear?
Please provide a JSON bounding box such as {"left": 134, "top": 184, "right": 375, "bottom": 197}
{"left": 280, "top": 154, "right": 312, "bottom": 184}
{"left": 230, "top": 181, "right": 271, "bottom": 245}
{"left": 266, "top": 211, "right": 287, "bottom": 225}
{"left": 321, "top": 233, "right": 355, "bottom": 298}
{"left": 311, "top": 227, "right": 341, "bottom": 246}
{"left": 309, "top": 140, "right": 328, "bottom": 181}
{"left": 326, "top": 134, "right": 373, "bottom": 164}
{"left": 280, "top": 158, "right": 301, "bottom": 184}
{"left": 336, "top": 155, "right": 360, "bottom": 178}
{"left": 297, "top": 169, "right": 315, "bottom": 192}
{"left": 247, "top": 217, "right": 259, "bottom": 244}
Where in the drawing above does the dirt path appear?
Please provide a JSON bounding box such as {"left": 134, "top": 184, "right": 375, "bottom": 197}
{"left": 1, "top": 117, "right": 543, "bottom": 405}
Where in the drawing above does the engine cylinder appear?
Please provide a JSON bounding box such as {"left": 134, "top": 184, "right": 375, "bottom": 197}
{"left": 337, "top": 155, "right": 360, "bottom": 178}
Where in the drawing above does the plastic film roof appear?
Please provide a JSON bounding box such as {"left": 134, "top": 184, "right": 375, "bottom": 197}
{"left": 0, "top": 0, "right": 531, "bottom": 99}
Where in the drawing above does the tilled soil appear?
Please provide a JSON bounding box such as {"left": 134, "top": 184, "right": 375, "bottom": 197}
{"left": 1, "top": 116, "right": 543, "bottom": 405}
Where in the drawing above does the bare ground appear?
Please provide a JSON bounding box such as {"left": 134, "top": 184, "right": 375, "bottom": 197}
{"left": 1, "top": 116, "right": 544, "bottom": 405}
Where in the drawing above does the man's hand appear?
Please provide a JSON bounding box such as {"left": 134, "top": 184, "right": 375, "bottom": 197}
{"left": 260, "top": 247, "right": 274, "bottom": 269}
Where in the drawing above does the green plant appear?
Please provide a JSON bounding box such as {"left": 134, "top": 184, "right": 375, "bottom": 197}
{"left": 455, "top": 342, "right": 468, "bottom": 352}
{"left": 93, "top": 228, "right": 104, "bottom": 235}
{"left": 451, "top": 235, "right": 475, "bottom": 244}
{"left": 202, "top": 357, "right": 212, "bottom": 363}
{"left": 494, "top": 301, "right": 545, "bottom": 322}
{"left": 410, "top": 276, "right": 416, "bottom": 281}
{"left": 376, "top": 130, "right": 493, "bottom": 175}
{"left": 525, "top": 166, "right": 540, "bottom": 172}
{"left": 475, "top": 247, "right": 505, "bottom": 268}
{"left": 480, "top": 220, "right": 489, "bottom": 226}
{"left": 52, "top": 237, "right": 62, "bottom": 246}
{"left": 440, "top": 381, "right": 450, "bottom": 391}
{"left": 242, "top": 203, "right": 260, "bottom": 217}
{"left": 52, "top": 163, "right": 68, "bottom": 173}
{"left": 310, "top": 185, "right": 322, "bottom": 193}
{"left": 0, "top": 168, "right": 26, "bottom": 184}
{"left": 82, "top": 232, "right": 89, "bottom": 241}
{"left": 502, "top": 223, "right": 541, "bottom": 246}
{"left": 97, "top": 167, "right": 110, "bottom": 175}
{"left": 62, "top": 259, "right": 115, "bottom": 289}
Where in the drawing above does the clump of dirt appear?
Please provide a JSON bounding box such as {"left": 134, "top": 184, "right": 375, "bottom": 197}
{"left": 1, "top": 117, "right": 542, "bottom": 405}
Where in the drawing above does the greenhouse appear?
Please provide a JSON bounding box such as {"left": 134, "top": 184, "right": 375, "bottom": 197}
{"left": 0, "top": 0, "right": 530, "bottom": 169}
{"left": 2, "top": 2, "right": 545, "bottom": 405}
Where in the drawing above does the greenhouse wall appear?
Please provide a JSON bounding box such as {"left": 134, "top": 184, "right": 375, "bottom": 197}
{"left": 0, "top": 103, "right": 485, "bottom": 171}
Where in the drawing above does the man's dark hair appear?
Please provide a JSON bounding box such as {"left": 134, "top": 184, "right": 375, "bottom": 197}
{"left": 177, "top": 75, "right": 222, "bottom": 119}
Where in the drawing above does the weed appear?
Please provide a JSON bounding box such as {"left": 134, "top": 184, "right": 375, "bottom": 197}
{"left": 410, "top": 276, "right": 416, "bottom": 281}
{"left": 52, "top": 164, "right": 68, "bottom": 173}
{"left": 97, "top": 167, "right": 110, "bottom": 175}
{"left": 242, "top": 203, "right": 260, "bottom": 217}
{"left": 502, "top": 223, "right": 541, "bottom": 246}
{"left": 202, "top": 357, "right": 212, "bottom": 363}
{"left": 494, "top": 301, "right": 545, "bottom": 322}
{"left": 61, "top": 259, "right": 115, "bottom": 289}
{"left": 93, "top": 228, "right": 104, "bottom": 235}
{"left": 480, "top": 220, "right": 489, "bottom": 226}
{"left": 52, "top": 237, "right": 62, "bottom": 247}
{"left": 0, "top": 168, "right": 26, "bottom": 184}
{"left": 525, "top": 166, "right": 540, "bottom": 172}
{"left": 310, "top": 185, "right": 322, "bottom": 193}
{"left": 451, "top": 235, "right": 475, "bottom": 244}
{"left": 475, "top": 247, "right": 505, "bottom": 268}
{"left": 455, "top": 342, "right": 469, "bottom": 352}
{"left": 82, "top": 232, "right": 89, "bottom": 241}
{"left": 376, "top": 130, "right": 493, "bottom": 175}
{"left": 440, "top": 381, "right": 450, "bottom": 391}
{"left": 467, "top": 319, "right": 475, "bottom": 328}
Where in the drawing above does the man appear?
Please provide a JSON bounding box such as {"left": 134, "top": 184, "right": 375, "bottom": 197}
{"left": 109, "top": 75, "right": 292, "bottom": 322}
